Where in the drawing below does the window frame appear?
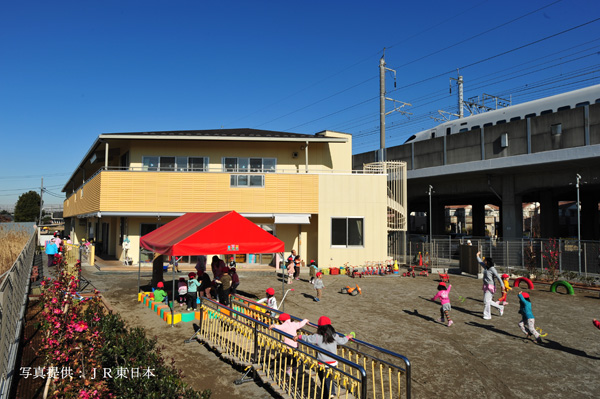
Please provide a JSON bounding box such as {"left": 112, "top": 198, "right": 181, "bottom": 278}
{"left": 331, "top": 217, "right": 364, "bottom": 248}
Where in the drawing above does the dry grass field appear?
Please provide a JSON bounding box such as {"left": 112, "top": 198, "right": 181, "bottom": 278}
{"left": 0, "top": 224, "right": 31, "bottom": 277}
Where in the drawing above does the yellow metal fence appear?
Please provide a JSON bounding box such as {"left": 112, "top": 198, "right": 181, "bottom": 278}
{"left": 194, "top": 294, "right": 411, "bottom": 399}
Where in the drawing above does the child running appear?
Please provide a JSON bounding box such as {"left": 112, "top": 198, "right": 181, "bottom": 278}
{"left": 431, "top": 281, "right": 453, "bottom": 327}
{"left": 496, "top": 273, "right": 512, "bottom": 305}
{"left": 517, "top": 291, "right": 542, "bottom": 343}
{"left": 294, "top": 316, "right": 354, "bottom": 398}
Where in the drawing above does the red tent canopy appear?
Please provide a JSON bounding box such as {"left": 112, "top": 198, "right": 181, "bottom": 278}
{"left": 140, "top": 211, "right": 284, "bottom": 256}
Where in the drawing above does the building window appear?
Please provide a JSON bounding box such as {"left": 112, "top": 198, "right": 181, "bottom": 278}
{"left": 222, "top": 157, "right": 277, "bottom": 173}
{"left": 331, "top": 217, "right": 364, "bottom": 247}
{"left": 142, "top": 156, "right": 159, "bottom": 171}
{"left": 230, "top": 174, "right": 264, "bottom": 187}
{"left": 142, "top": 156, "right": 209, "bottom": 171}
{"left": 189, "top": 157, "right": 207, "bottom": 171}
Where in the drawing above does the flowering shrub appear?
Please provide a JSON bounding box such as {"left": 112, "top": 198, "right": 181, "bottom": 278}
{"left": 38, "top": 258, "right": 111, "bottom": 398}
{"left": 542, "top": 238, "right": 560, "bottom": 282}
{"left": 38, "top": 257, "right": 210, "bottom": 398}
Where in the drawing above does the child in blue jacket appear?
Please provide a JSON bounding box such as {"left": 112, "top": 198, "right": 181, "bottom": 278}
{"left": 518, "top": 292, "right": 542, "bottom": 343}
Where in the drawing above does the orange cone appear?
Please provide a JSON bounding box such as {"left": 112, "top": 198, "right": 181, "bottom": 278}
{"left": 419, "top": 252, "right": 423, "bottom": 266}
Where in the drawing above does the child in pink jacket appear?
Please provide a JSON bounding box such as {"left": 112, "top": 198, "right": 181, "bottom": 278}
{"left": 432, "top": 282, "right": 453, "bottom": 327}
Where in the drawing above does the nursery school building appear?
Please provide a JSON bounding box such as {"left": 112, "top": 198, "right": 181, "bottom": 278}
{"left": 61, "top": 129, "right": 407, "bottom": 268}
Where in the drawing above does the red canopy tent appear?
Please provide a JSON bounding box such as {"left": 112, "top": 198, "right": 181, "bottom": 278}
{"left": 140, "top": 210, "right": 284, "bottom": 256}
{"left": 140, "top": 211, "right": 284, "bottom": 326}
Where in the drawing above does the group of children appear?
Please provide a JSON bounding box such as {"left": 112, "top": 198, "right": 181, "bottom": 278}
{"left": 430, "top": 265, "right": 544, "bottom": 343}
{"left": 153, "top": 257, "right": 240, "bottom": 311}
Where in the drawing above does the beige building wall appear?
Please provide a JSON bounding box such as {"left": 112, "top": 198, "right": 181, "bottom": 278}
{"left": 317, "top": 173, "right": 387, "bottom": 268}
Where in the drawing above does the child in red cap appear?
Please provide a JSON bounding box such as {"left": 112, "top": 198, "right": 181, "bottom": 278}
{"left": 431, "top": 282, "right": 453, "bottom": 327}
{"left": 186, "top": 272, "right": 201, "bottom": 311}
{"left": 294, "top": 316, "right": 354, "bottom": 397}
{"left": 518, "top": 291, "right": 542, "bottom": 343}
{"left": 269, "top": 313, "right": 309, "bottom": 375}
{"left": 313, "top": 272, "right": 324, "bottom": 302}
{"left": 257, "top": 288, "right": 278, "bottom": 315}
{"left": 153, "top": 281, "right": 168, "bottom": 304}
{"left": 496, "top": 273, "right": 512, "bottom": 305}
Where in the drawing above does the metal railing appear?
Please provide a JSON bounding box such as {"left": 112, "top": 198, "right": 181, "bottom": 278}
{"left": 407, "top": 236, "right": 600, "bottom": 278}
{"left": 0, "top": 231, "right": 37, "bottom": 398}
{"left": 197, "top": 297, "right": 369, "bottom": 399}
{"left": 229, "top": 294, "right": 412, "bottom": 399}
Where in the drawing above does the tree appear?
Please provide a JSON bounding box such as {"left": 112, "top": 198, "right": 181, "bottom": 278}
{"left": 14, "top": 191, "right": 41, "bottom": 222}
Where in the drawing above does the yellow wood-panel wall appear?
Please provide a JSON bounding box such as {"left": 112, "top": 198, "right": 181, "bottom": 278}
{"left": 65, "top": 171, "right": 319, "bottom": 216}
{"left": 63, "top": 173, "right": 102, "bottom": 217}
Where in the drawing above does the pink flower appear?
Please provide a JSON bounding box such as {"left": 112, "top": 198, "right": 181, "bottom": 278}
{"left": 74, "top": 321, "right": 88, "bottom": 332}
{"left": 51, "top": 297, "right": 58, "bottom": 304}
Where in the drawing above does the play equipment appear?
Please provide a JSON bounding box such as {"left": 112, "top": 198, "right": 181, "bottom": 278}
{"left": 403, "top": 265, "right": 416, "bottom": 278}
{"left": 278, "top": 288, "right": 295, "bottom": 308}
{"left": 536, "top": 327, "right": 548, "bottom": 337}
{"left": 550, "top": 280, "right": 575, "bottom": 295}
{"left": 439, "top": 272, "right": 450, "bottom": 283}
{"left": 340, "top": 285, "right": 362, "bottom": 296}
{"left": 514, "top": 277, "right": 535, "bottom": 290}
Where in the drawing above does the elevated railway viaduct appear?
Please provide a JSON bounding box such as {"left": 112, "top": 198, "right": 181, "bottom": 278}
{"left": 353, "top": 102, "right": 600, "bottom": 240}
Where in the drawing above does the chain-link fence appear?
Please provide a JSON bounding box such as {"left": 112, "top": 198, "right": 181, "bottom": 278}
{"left": 406, "top": 236, "right": 600, "bottom": 279}
{"left": 0, "top": 231, "right": 36, "bottom": 399}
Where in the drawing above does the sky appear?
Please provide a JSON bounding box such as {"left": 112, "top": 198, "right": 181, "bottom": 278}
{"left": 1, "top": 0, "right": 599, "bottom": 208}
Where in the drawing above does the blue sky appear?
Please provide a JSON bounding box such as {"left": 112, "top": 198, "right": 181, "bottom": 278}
{"left": 1, "top": 0, "right": 599, "bottom": 207}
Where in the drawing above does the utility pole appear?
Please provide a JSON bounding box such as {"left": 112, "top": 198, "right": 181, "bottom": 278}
{"left": 576, "top": 174, "right": 582, "bottom": 274}
{"left": 379, "top": 51, "right": 411, "bottom": 162}
{"left": 449, "top": 72, "right": 464, "bottom": 118}
{"left": 38, "top": 177, "right": 44, "bottom": 225}
{"left": 428, "top": 185, "right": 434, "bottom": 248}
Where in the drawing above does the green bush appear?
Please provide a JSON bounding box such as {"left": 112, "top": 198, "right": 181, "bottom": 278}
{"left": 83, "top": 306, "right": 210, "bottom": 399}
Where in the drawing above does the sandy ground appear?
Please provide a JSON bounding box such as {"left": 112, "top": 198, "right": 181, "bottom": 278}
{"left": 85, "top": 266, "right": 600, "bottom": 399}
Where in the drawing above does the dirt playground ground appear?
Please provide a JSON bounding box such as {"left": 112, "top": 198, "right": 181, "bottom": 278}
{"left": 86, "top": 266, "right": 600, "bottom": 399}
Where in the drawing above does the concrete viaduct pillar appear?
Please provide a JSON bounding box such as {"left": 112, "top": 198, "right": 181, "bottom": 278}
{"left": 540, "top": 190, "right": 559, "bottom": 238}
{"left": 472, "top": 202, "right": 486, "bottom": 237}
{"left": 501, "top": 175, "right": 523, "bottom": 239}
{"left": 581, "top": 194, "right": 600, "bottom": 240}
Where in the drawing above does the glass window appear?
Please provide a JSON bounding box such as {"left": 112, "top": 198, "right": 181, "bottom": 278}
{"left": 160, "top": 156, "right": 175, "bottom": 171}
{"left": 176, "top": 157, "right": 187, "bottom": 171}
{"left": 237, "top": 175, "right": 249, "bottom": 186}
{"left": 250, "top": 158, "right": 262, "bottom": 172}
{"left": 263, "top": 158, "right": 276, "bottom": 172}
{"left": 224, "top": 157, "right": 237, "bottom": 172}
{"left": 249, "top": 175, "right": 263, "bottom": 186}
{"left": 348, "top": 218, "right": 363, "bottom": 246}
{"left": 189, "top": 157, "right": 206, "bottom": 171}
{"left": 332, "top": 217, "right": 364, "bottom": 247}
{"left": 143, "top": 156, "right": 159, "bottom": 171}
{"left": 331, "top": 218, "right": 347, "bottom": 246}
{"left": 238, "top": 158, "right": 249, "bottom": 172}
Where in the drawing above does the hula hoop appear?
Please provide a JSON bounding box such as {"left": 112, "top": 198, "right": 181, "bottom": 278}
{"left": 513, "top": 277, "right": 534, "bottom": 290}
{"left": 550, "top": 280, "right": 575, "bottom": 295}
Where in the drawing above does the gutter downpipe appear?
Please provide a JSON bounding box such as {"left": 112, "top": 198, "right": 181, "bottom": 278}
{"left": 305, "top": 140, "right": 309, "bottom": 173}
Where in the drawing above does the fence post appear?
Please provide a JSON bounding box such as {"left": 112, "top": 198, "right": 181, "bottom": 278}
{"left": 558, "top": 239, "right": 562, "bottom": 275}
{"left": 252, "top": 321, "right": 259, "bottom": 364}
{"left": 584, "top": 242, "right": 587, "bottom": 277}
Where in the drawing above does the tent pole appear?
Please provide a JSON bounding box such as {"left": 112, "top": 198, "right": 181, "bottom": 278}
{"left": 171, "top": 255, "right": 175, "bottom": 327}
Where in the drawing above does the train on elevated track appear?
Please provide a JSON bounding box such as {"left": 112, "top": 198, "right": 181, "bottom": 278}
{"left": 404, "top": 84, "right": 600, "bottom": 144}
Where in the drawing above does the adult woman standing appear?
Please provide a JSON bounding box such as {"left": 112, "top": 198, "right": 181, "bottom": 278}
{"left": 477, "top": 251, "right": 505, "bottom": 320}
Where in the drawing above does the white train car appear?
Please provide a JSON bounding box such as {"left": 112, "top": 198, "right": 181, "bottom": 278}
{"left": 404, "top": 84, "right": 600, "bottom": 144}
